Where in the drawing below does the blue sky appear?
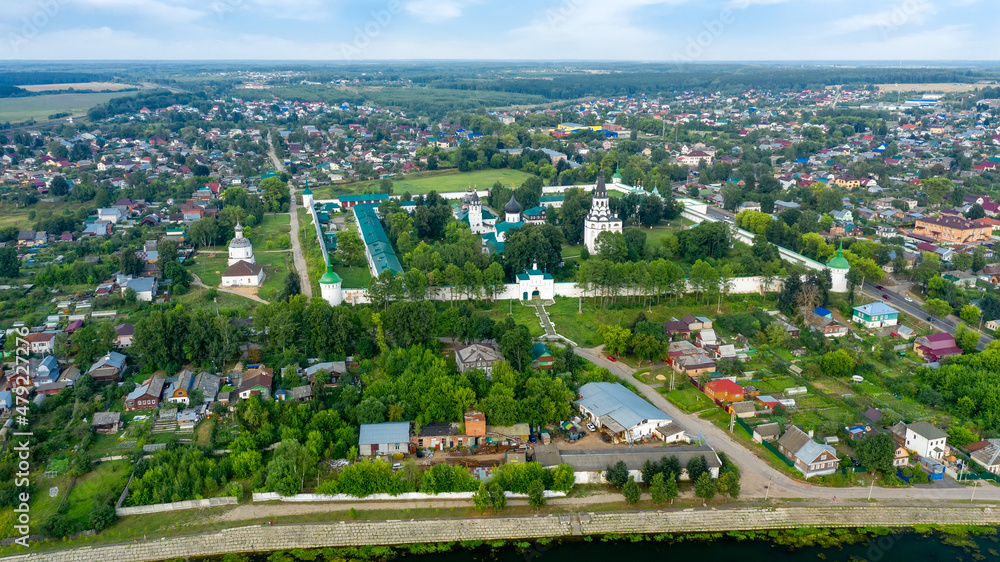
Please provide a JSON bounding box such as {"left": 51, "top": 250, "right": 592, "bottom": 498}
{"left": 0, "top": 0, "right": 996, "bottom": 60}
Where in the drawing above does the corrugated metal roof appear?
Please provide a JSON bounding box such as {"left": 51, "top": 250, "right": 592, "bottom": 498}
{"left": 359, "top": 421, "right": 410, "bottom": 445}
{"left": 576, "top": 382, "right": 670, "bottom": 430}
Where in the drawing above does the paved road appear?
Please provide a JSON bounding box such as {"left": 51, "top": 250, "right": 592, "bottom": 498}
{"left": 575, "top": 345, "right": 1000, "bottom": 501}
{"left": 861, "top": 282, "right": 992, "bottom": 350}
{"left": 267, "top": 133, "right": 312, "bottom": 298}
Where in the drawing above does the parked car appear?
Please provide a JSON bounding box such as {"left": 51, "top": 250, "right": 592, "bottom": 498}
{"left": 586, "top": 422, "right": 597, "bottom": 432}
{"left": 607, "top": 356, "right": 617, "bottom": 362}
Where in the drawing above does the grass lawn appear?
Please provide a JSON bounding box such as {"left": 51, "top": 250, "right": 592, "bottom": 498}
{"left": 0, "top": 472, "right": 73, "bottom": 537}
{"left": 189, "top": 252, "right": 229, "bottom": 287}
{"left": 334, "top": 265, "right": 371, "bottom": 289}
{"left": 63, "top": 461, "right": 131, "bottom": 528}
{"left": 298, "top": 207, "right": 324, "bottom": 296}
{"left": 251, "top": 213, "right": 291, "bottom": 251}
{"left": 643, "top": 220, "right": 689, "bottom": 246}
{"left": 561, "top": 244, "right": 585, "bottom": 259}
{"left": 480, "top": 301, "right": 546, "bottom": 338}
{"left": 662, "top": 385, "right": 714, "bottom": 413}
{"left": 312, "top": 169, "right": 537, "bottom": 199}
{"left": 256, "top": 250, "right": 293, "bottom": 302}
{"left": 544, "top": 296, "right": 727, "bottom": 348}
{"left": 195, "top": 419, "right": 213, "bottom": 447}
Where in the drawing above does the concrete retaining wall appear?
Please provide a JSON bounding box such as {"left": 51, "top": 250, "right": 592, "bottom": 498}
{"left": 252, "top": 490, "right": 567, "bottom": 502}
{"left": 7, "top": 506, "right": 1000, "bottom": 562}
{"left": 115, "top": 496, "right": 237, "bottom": 517}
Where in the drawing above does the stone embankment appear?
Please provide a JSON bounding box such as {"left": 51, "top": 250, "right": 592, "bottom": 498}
{"left": 5, "top": 506, "right": 1000, "bottom": 562}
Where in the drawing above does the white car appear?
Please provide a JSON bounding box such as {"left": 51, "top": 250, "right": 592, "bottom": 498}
{"left": 586, "top": 423, "right": 597, "bottom": 432}
{"left": 904, "top": 296, "right": 913, "bottom": 302}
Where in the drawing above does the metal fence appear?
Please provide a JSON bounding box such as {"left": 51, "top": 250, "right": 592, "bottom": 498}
{"left": 734, "top": 417, "right": 795, "bottom": 468}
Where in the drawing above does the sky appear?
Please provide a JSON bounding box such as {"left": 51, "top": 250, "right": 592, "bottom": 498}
{"left": 0, "top": 0, "right": 997, "bottom": 61}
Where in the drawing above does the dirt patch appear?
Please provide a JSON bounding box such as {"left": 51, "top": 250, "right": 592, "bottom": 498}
{"left": 877, "top": 83, "right": 981, "bottom": 93}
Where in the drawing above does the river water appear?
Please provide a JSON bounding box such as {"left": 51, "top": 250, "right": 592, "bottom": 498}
{"left": 398, "top": 532, "right": 1000, "bottom": 562}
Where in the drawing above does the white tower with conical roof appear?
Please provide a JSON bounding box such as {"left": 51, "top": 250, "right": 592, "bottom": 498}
{"left": 584, "top": 172, "right": 623, "bottom": 254}
{"left": 319, "top": 256, "right": 343, "bottom": 306}
{"left": 826, "top": 240, "right": 851, "bottom": 293}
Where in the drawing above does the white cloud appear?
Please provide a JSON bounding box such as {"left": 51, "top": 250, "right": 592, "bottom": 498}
{"left": 830, "top": 1, "right": 936, "bottom": 35}
{"left": 404, "top": 0, "right": 465, "bottom": 23}
{"left": 72, "top": 0, "right": 206, "bottom": 23}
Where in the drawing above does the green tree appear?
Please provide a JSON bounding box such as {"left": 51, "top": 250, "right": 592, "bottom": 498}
{"left": 622, "top": 476, "right": 641, "bottom": 505}
{"left": 279, "top": 271, "right": 301, "bottom": 302}
{"left": 694, "top": 472, "right": 716, "bottom": 502}
{"left": 719, "top": 471, "right": 740, "bottom": 499}
{"left": 604, "top": 460, "right": 629, "bottom": 488}
{"left": 0, "top": 246, "right": 20, "bottom": 278}
{"left": 821, "top": 349, "right": 855, "bottom": 376}
{"left": 336, "top": 230, "right": 366, "bottom": 268}
{"left": 649, "top": 472, "right": 668, "bottom": 503}
{"left": 528, "top": 478, "right": 546, "bottom": 509}
{"left": 954, "top": 323, "right": 980, "bottom": 354}
{"left": 487, "top": 480, "right": 506, "bottom": 511}
{"left": 473, "top": 482, "right": 490, "bottom": 511}
{"left": 596, "top": 231, "right": 629, "bottom": 263}
{"left": 923, "top": 298, "right": 952, "bottom": 319}
{"left": 854, "top": 432, "right": 894, "bottom": 475}
{"left": 597, "top": 324, "right": 632, "bottom": 357}
{"left": 920, "top": 177, "right": 954, "bottom": 204}
{"left": 960, "top": 304, "right": 981, "bottom": 325}
{"left": 260, "top": 176, "right": 290, "bottom": 212}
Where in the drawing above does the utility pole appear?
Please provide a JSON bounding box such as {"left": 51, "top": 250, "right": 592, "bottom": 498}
{"left": 972, "top": 480, "right": 980, "bottom": 502}
{"left": 868, "top": 478, "right": 875, "bottom": 501}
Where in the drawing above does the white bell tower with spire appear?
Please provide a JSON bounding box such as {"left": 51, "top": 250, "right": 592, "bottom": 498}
{"left": 227, "top": 220, "right": 255, "bottom": 266}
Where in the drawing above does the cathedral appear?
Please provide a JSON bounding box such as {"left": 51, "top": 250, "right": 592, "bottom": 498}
{"left": 583, "top": 172, "right": 623, "bottom": 254}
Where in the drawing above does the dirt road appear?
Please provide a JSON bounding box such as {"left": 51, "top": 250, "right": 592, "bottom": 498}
{"left": 267, "top": 133, "right": 312, "bottom": 298}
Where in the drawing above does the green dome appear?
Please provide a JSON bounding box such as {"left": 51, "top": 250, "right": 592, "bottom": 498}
{"left": 827, "top": 241, "right": 851, "bottom": 269}
{"left": 302, "top": 186, "right": 313, "bottom": 195}
{"left": 319, "top": 258, "right": 342, "bottom": 284}
{"left": 827, "top": 255, "right": 850, "bottom": 269}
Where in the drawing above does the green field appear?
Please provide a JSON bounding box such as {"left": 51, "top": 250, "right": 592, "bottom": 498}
{"left": 251, "top": 213, "right": 291, "bottom": 251}
{"left": 544, "top": 296, "right": 727, "bottom": 347}
{"left": 256, "top": 250, "right": 293, "bottom": 302}
{"left": 310, "top": 169, "right": 537, "bottom": 199}
{"left": 662, "top": 386, "right": 714, "bottom": 413}
{"left": 334, "top": 265, "right": 371, "bottom": 289}
{"left": 0, "top": 92, "right": 132, "bottom": 123}
{"left": 189, "top": 252, "right": 229, "bottom": 287}
{"left": 0, "top": 200, "right": 91, "bottom": 229}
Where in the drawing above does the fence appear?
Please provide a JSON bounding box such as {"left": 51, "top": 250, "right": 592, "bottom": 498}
{"left": 735, "top": 417, "right": 796, "bottom": 468}
{"left": 115, "top": 470, "right": 238, "bottom": 516}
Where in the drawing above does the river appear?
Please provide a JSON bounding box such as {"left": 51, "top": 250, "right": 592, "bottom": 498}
{"left": 396, "top": 533, "right": 1000, "bottom": 562}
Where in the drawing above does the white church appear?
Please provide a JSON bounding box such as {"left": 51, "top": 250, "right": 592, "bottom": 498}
{"left": 221, "top": 221, "right": 265, "bottom": 287}
{"left": 583, "top": 172, "right": 623, "bottom": 254}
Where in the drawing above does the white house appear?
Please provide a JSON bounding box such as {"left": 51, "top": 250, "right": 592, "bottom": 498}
{"left": 221, "top": 261, "right": 265, "bottom": 287}
{"left": 97, "top": 207, "right": 124, "bottom": 224}
{"left": 904, "top": 422, "right": 948, "bottom": 461}
{"left": 576, "top": 382, "right": 675, "bottom": 444}
{"left": 359, "top": 421, "right": 410, "bottom": 457}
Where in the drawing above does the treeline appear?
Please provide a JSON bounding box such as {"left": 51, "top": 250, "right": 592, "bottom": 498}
{"left": 133, "top": 305, "right": 245, "bottom": 374}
